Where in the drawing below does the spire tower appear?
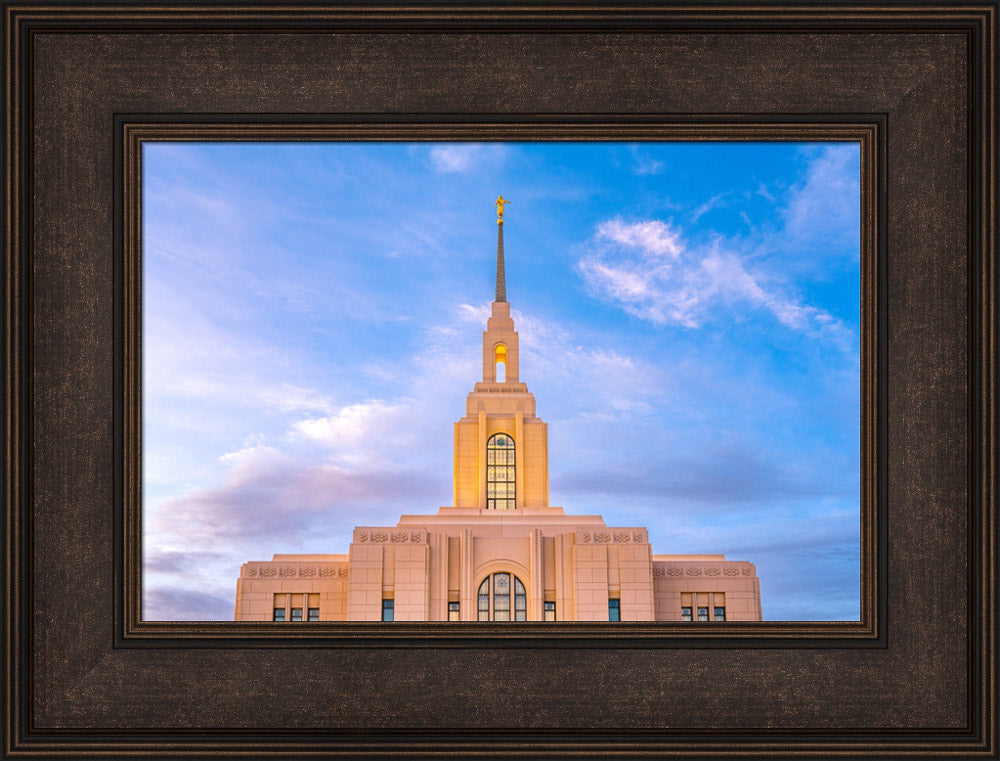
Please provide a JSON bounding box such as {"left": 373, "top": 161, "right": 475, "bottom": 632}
{"left": 494, "top": 195, "right": 508, "bottom": 303}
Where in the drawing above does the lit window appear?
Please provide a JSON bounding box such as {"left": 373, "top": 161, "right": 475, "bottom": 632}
{"left": 609, "top": 599, "right": 621, "bottom": 622}
{"left": 382, "top": 599, "right": 394, "bottom": 622}
{"left": 308, "top": 607, "right": 320, "bottom": 621}
{"left": 273, "top": 608, "right": 286, "bottom": 622}
{"left": 697, "top": 606, "right": 709, "bottom": 621}
{"left": 714, "top": 606, "right": 726, "bottom": 621}
{"left": 681, "top": 606, "right": 692, "bottom": 621}
{"left": 448, "top": 602, "right": 460, "bottom": 621}
{"left": 544, "top": 601, "right": 556, "bottom": 621}
{"left": 477, "top": 572, "right": 527, "bottom": 621}
{"left": 486, "top": 434, "right": 516, "bottom": 510}
{"left": 494, "top": 343, "right": 507, "bottom": 382}
{"left": 290, "top": 607, "right": 302, "bottom": 622}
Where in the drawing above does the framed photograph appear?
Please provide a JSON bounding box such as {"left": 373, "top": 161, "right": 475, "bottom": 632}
{"left": 139, "top": 138, "right": 864, "bottom": 628}
{"left": 4, "top": 3, "right": 995, "bottom": 758}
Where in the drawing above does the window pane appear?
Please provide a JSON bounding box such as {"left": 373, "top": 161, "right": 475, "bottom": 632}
{"left": 494, "top": 595, "right": 510, "bottom": 611}
{"left": 290, "top": 607, "right": 303, "bottom": 621}
{"left": 478, "top": 610, "right": 489, "bottom": 621}
{"left": 714, "top": 607, "right": 726, "bottom": 621}
{"left": 609, "top": 599, "right": 621, "bottom": 622}
{"left": 697, "top": 606, "right": 709, "bottom": 621}
{"left": 494, "top": 610, "right": 510, "bottom": 621}
{"left": 478, "top": 578, "right": 489, "bottom": 595}
{"left": 544, "top": 602, "right": 556, "bottom": 622}
{"left": 448, "top": 602, "right": 460, "bottom": 621}
{"left": 514, "top": 610, "right": 526, "bottom": 621}
{"left": 681, "top": 607, "right": 692, "bottom": 621}
{"left": 273, "top": 609, "right": 286, "bottom": 621}
{"left": 382, "top": 600, "right": 394, "bottom": 622}
{"left": 307, "top": 607, "right": 320, "bottom": 621}
{"left": 494, "top": 573, "right": 510, "bottom": 593}
{"left": 514, "top": 578, "right": 526, "bottom": 595}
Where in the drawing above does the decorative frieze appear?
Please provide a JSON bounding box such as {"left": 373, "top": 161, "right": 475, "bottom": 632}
{"left": 578, "top": 528, "right": 648, "bottom": 544}
{"left": 245, "top": 563, "right": 348, "bottom": 580}
{"left": 653, "top": 563, "right": 756, "bottom": 581}
{"left": 353, "top": 528, "right": 427, "bottom": 544}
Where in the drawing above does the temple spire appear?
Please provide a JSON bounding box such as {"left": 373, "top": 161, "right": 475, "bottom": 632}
{"left": 495, "top": 195, "right": 508, "bottom": 302}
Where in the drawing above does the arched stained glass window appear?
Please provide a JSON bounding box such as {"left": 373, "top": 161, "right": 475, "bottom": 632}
{"left": 477, "top": 572, "right": 527, "bottom": 621}
{"left": 486, "top": 433, "right": 515, "bottom": 510}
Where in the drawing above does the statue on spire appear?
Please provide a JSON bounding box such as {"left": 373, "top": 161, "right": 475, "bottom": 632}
{"left": 495, "top": 195, "right": 509, "bottom": 225}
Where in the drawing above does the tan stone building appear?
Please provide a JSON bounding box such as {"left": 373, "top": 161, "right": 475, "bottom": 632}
{"left": 235, "top": 202, "right": 762, "bottom": 623}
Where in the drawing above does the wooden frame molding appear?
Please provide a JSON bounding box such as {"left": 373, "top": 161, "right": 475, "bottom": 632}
{"left": 4, "top": 3, "right": 996, "bottom": 758}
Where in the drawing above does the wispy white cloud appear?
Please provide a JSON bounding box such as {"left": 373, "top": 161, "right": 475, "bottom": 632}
{"left": 782, "top": 144, "right": 860, "bottom": 253}
{"left": 578, "top": 220, "right": 843, "bottom": 337}
{"left": 428, "top": 144, "right": 505, "bottom": 173}
{"left": 690, "top": 192, "right": 727, "bottom": 223}
{"left": 628, "top": 144, "right": 665, "bottom": 175}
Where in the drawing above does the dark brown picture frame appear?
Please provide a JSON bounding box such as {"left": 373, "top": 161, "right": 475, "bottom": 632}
{"left": 4, "top": 3, "right": 996, "bottom": 758}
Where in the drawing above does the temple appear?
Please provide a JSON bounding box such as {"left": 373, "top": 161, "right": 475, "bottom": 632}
{"left": 235, "top": 199, "right": 762, "bottom": 622}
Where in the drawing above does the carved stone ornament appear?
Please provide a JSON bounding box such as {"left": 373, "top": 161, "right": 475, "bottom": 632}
{"left": 667, "top": 567, "right": 683, "bottom": 577}
{"left": 686, "top": 567, "right": 703, "bottom": 576}
{"left": 300, "top": 566, "right": 317, "bottom": 577}
{"left": 279, "top": 566, "right": 297, "bottom": 578}
{"left": 260, "top": 567, "right": 277, "bottom": 578}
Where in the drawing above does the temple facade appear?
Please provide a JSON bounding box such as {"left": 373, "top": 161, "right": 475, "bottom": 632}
{"left": 235, "top": 199, "right": 762, "bottom": 623}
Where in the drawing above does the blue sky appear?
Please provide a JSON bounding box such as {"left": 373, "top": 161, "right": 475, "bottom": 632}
{"left": 142, "top": 141, "right": 861, "bottom": 621}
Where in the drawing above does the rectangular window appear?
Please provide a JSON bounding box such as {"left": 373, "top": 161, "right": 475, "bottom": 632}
{"left": 714, "top": 606, "right": 726, "bottom": 621}
{"left": 308, "top": 607, "right": 320, "bottom": 621}
{"left": 273, "top": 608, "right": 286, "bottom": 622}
{"left": 290, "top": 607, "right": 303, "bottom": 621}
{"left": 608, "top": 598, "right": 621, "bottom": 622}
{"left": 697, "top": 606, "right": 709, "bottom": 621}
{"left": 544, "top": 601, "right": 556, "bottom": 621}
{"left": 382, "top": 599, "right": 394, "bottom": 622}
{"left": 681, "top": 606, "right": 692, "bottom": 621}
{"left": 448, "top": 602, "right": 460, "bottom": 621}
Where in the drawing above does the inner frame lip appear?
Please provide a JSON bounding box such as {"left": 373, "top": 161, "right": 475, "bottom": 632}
{"left": 115, "top": 116, "right": 884, "bottom": 648}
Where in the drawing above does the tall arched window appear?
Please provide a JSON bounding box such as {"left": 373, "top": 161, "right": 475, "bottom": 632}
{"left": 494, "top": 343, "right": 507, "bottom": 383}
{"left": 477, "top": 572, "right": 527, "bottom": 621}
{"left": 486, "top": 433, "right": 515, "bottom": 510}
